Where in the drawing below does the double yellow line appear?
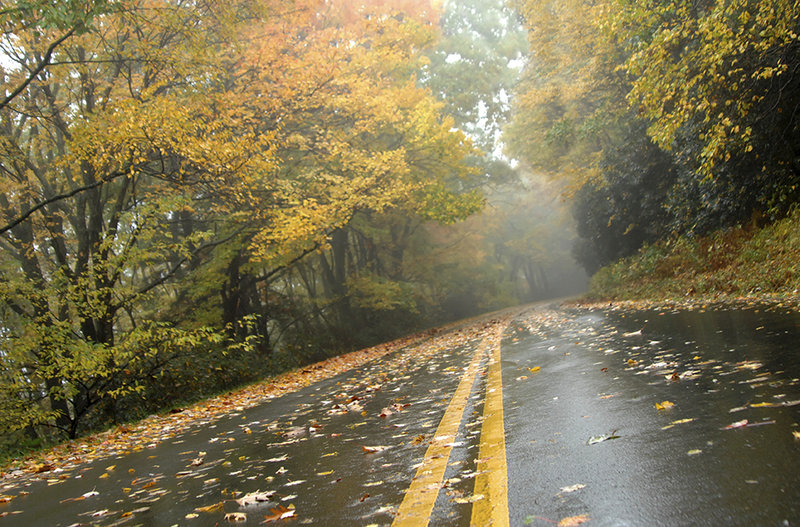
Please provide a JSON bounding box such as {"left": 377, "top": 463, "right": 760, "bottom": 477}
{"left": 393, "top": 323, "right": 509, "bottom": 527}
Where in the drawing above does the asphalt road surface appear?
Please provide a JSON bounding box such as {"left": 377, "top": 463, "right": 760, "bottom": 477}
{"left": 2, "top": 300, "right": 800, "bottom": 526}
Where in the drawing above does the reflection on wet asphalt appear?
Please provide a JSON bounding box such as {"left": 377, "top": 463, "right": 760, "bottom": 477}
{"left": 2, "top": 302, "right": 800, "bottom": 526}
{"left": 505, "top": 303, "right": 800, "bottom": 526}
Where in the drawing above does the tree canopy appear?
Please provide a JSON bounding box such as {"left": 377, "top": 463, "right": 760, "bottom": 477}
{"left": 509, "top": 0, "right": 800, "bottom": 270}
{"left": 0, "top": 0, "right": 483, "bottom": 440}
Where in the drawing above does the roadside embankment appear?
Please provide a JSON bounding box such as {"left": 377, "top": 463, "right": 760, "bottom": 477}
{"left": 582, "top": 209, "right": 800, "bottom": 310}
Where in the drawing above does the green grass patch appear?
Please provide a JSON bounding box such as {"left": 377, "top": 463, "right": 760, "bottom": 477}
{"left": 587, "top": 209, "right": 800, "bottom": 302}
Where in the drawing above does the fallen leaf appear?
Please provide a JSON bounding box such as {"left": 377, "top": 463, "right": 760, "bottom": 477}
{"left": 195, "top": 502, "right": 225, "bottom": 513}
{"left": 671, "top": 418, "right": 695, "bottom": 425}
{"left": 736, "top": 361, "right": 763, "bottom": 370}
{"left": 687, "top": 449, "right": 702, "bottom": 456}
{"left": 235, "top": 490, "right": 275, "bottom": 506}
{"left": 655, "top": 401, "right": 675, "bottom": 410}
{"left": 587, "top": 431, "right": 620, "bottom": 445}
{"left": 60, "top": 489, "right": 100, "bottom": 503}
{"left": 185, "top": 513, "right": 199, "bottom": 519}
{"left": 362, "top": 445, "right": 390, "bottom": 454}
{"left": 723, "top": 419, "right": 749, "bottom": 430}
{"left": 559, "top": 483, "right": 586, "bottom": 493}
{"left": 558, "top": 514, "right": 590, "bottom": 526}
{"left": 793, "top": 431, "right": 800, "bottom": 440}
{"left": 33, "top": 463, "right": 55, "bottom": 474}
{"left": 263, "top": 505, "right": 296, "bottom": 523}
{"left": 528, "top": 366, "right": 541, "bottom": 373}
{"left": 225, "top": 512, "right": 247, "bottom": 522}
{"left": 453, "top": 493, "right": 485, "bottom": 504}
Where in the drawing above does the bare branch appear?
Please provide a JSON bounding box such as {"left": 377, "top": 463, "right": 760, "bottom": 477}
{"left": 0, "top": 170, "right": 126, "bottom": 235}
{"left": 0, "top": 25, "right": 78, "bottom": 111}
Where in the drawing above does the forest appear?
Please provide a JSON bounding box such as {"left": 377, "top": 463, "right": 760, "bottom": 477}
{"left": 0, "top": 0, "right": 798, "bottom": 454}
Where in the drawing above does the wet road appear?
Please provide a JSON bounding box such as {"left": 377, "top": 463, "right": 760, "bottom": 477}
{"left": 505, "top": 303, "right": 800, "bottom": 526}
{"left": 1, "top": 301, "right": 800, "bottom": 526}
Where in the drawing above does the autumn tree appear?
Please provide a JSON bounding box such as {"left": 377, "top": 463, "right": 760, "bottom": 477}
{"left": 0, "top": 0, "right": 114, "bottom": 116}
{"left": 608, "top": 0, "right": 800, "bottom": 230}
{"left": 509, "top": 0, "right": 800, "bottom": 272}
{"left": 506, "top": 0, "right": 666, "bottom": 270}
{"left": 0, "top": 0, "right": 477, "bottom": 439}
{"left": 506, "top": 0, "right": 629, "bottom": 189}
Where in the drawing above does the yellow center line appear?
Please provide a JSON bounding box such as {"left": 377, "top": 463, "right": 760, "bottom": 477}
{"left": 392, "top": 336, "right": 488, "bottom": 527}
{"left": 470, "top": 326, "right": 509, "bottom": 526}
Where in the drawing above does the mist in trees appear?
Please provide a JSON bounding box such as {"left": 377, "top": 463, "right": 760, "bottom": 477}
{"left": 508, "top": 0, "right": 800, "bottom": 272}
{"left": 0, "top": 0, "right": 586, "bottom": 448}
{"left": 8, "top": 0, "right": 795, "bottom": 452}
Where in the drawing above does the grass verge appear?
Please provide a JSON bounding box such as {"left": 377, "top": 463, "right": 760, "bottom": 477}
{"left": 585, "top": 209, "right": 800, "bottom": 304}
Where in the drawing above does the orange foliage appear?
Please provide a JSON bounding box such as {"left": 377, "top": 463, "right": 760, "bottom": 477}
{"left": 326, "top": 0, "right": 442, "bottom": 25}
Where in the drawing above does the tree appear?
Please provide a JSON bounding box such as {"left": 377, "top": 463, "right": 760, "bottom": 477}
{"left": 0, "top": 0, "right": 114, "bottom": 114}
{"left": 571, "top": 121, "right": 678, "bottom": 272}
{"left": 423, "top": 0, "right": 527, "bottom": 156}
{"left": 506, "top": 0, "right": 628, "bottom": 191}
{"left": 609, "top": 0, "right": 800, "bottom": 227}
{"left": 0, "top": 0, "right": 477, "bottom": 439}
{"left": 507, "top": 0, "right": 676, "bottom": 272}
